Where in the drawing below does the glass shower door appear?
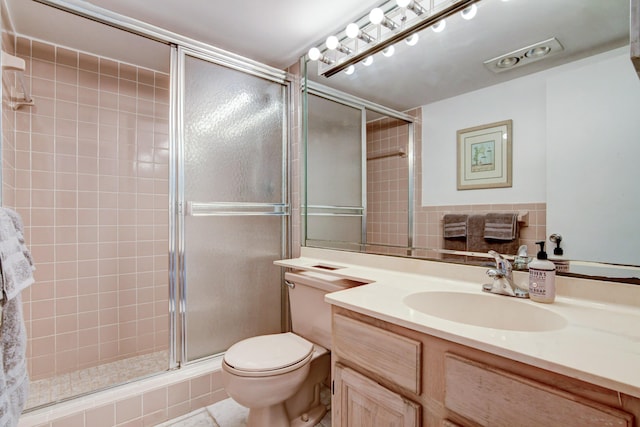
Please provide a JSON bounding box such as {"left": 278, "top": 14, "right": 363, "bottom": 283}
{"left": 305, "top": 92, "right": 365, "bottom": 248}
{"left": 178, "top": 49, "right": 288, "bottom": 362}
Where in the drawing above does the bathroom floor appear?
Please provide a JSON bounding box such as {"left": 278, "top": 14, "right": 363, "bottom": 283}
{"left": 158, "top": 387, "right": 332, "bottom": 427}
{"left": 26, "top": 350, "right": 168, "bottom": 409}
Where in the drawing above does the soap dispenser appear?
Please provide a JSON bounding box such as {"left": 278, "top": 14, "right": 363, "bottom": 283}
{"left": 528, "top": 241, "right": 556, "bottom": 303}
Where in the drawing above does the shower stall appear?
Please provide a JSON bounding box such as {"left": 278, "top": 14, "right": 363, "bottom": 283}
{"left": 1, "top": 0, "right": 289, "bottom": 412}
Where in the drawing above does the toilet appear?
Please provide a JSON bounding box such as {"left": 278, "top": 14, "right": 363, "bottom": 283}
{"left": 221, "top": 270, "right": 363, "bottom": 427}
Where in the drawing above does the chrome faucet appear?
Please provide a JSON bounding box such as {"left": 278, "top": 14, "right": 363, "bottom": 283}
{"left": 482, "top": 250, "right": 529, "bottom": 298}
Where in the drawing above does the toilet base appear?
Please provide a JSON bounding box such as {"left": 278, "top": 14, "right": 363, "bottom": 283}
{"left": 290, "top": 402, "right": 327, "bottom": 427}
{"left": 245, "top": 400, "right": 326, "bottom": 427}
{"left": 246, "top": 402, "right": 289, "bottom": 427}
{"left": 285, "top": 350, "right": 330, "bottom": 419}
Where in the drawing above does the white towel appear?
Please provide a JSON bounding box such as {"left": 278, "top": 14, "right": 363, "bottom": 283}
{"left": 0, "top": 209, "right": 35, "bottom": 301}
{"left": 0, "top": 208, "right": 33, "bottom": 426}
{"left": 0, "top": 296, "right": 29, "bottom": 427}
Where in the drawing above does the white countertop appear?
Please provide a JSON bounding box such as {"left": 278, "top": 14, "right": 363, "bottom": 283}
{"left": 275, "top": 249, "right": 640, "bottom": 399}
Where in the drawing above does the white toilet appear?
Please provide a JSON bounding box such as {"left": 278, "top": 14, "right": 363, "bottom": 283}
{"left": 221, "top": 270, "right": 363, "bottom": 427}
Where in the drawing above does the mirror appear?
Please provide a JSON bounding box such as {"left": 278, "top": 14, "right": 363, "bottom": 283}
{"left": 303, "top": 0, "right": 640, "bottom": 282}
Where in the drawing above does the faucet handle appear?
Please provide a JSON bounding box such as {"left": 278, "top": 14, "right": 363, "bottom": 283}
{"left": 486, "top": 268, "right": 503, "bottom": 279}
{"left": 488, "top": 250, "right": 511, "bottom": 273}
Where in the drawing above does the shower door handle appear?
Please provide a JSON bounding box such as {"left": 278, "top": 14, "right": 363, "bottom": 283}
{"left": 185, "top": 201, "right": 289, "bottom": 216}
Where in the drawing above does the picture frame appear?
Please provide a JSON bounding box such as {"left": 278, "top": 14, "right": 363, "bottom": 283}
{"left": 456, "top": 119, "right": 512, "bottom": 190}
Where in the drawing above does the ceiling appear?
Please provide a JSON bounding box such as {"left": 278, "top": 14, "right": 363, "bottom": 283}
{"left": 4, "top": 0, "right": 381, "bottom": 70}
{"left": 3, "top": 0, "right": 631, "bottom": 110}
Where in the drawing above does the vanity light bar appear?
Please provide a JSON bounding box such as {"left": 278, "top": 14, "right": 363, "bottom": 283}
{"left": 308, "top": 0, "right": 481, "bottom": 77}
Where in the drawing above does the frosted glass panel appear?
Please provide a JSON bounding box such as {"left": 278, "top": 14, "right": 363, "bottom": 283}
{"left": 185, "top": 216, "right": 283, "bottom": 360}
{"left": 182, "top": 53, "right": 286, "bottom": 362}
{"left": 306, "top": 94, "right": 363, "bottom": 244}
{"left": 184, "top": 55, "right": 284, "bottom": 203}
{"left": 307, "top": 94, "right": 362, "bottom": 206}
{"left": 307, "top": 216, "right": 362, "bottom": 243}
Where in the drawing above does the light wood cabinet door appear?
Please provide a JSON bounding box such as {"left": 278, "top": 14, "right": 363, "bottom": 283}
{"left": 333, "top": 363, "right": 421, "bottom": 427}
{"left": 444, "top": 354, "right": 634, "bottom": 427}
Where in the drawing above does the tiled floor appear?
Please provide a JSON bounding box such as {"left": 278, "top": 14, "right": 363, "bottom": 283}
{"left": 26, "top": 350, "right": 168, "bottom": 409}
{"left": 159, "top": 388, "right": 332, "bottom": 427}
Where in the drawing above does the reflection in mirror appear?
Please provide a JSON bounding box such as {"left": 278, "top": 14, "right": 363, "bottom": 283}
{"left": 305, "top": 85, "right": 416, "bottom": 256}
{"left": 303, "top": 0, "right": 640, "bottom": 283}
{"left": 305, "top": 92, "right": 364, "bottom": 247}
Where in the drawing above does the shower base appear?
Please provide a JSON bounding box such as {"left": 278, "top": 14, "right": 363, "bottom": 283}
{"left": 26, "top": 350, "right": 168, "bottom": 410}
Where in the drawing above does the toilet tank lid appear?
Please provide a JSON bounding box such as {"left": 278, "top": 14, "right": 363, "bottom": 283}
{"left": 224, "top": 332, "right": 313, "bottom": 372}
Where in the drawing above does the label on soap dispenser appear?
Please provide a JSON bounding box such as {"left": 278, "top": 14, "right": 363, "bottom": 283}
{"left": 528, "top": 267, "right": 556, "bottom": 303}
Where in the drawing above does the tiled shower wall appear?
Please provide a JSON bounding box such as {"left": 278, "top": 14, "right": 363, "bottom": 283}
{"left": 366, "top": 114, "right": 412, "bottom": 252}
{"left": 2, "top": 8, "right": 16, "bottom": 208}
{"left": 4, "top": 36, "right": 170, "bottom": 381}
{"left": 366, "top": 107, "right": 546, "bottom": 256}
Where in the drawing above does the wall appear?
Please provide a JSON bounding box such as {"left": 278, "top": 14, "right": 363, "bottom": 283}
{"left": 366, "top": 115, "right": 410, "bottom": 252}
{"left": 364, "top": 105, "right": 545, "bottom": 255}
{"left": 546, "top": 48, "right": 640, "bottom": 265}
{"left": 421, "top": 68, "right": 547, "bottom": 206}
{"left": 1, "top": 1, "right": 16, "bottom": 207}
{"left": 287, "top": 61, "right": 302, "bottom": 257}
{"left": 7, "top": 36, "right": 170, "bottom": 381}
{"left": 421, "top": 46, "right": 639, "bottom": 263}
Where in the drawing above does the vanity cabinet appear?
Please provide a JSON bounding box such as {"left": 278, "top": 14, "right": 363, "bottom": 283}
{"left": 331, "top": 306, "right": 640, "bottom": 427}
{"left": 333, "top": 363, "right": 421, "bottom": 427}
{"left": 332, "top": 313, "right": 422, "bottom": 426}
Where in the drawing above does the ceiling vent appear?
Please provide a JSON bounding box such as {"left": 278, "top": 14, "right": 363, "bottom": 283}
{"left": 484, "top": 37, "right": 564, "bottom": 73}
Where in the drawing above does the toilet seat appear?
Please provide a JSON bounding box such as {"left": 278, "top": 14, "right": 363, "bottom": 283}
{"left": 223, "top": 332, "right": 314, "bottom": 377}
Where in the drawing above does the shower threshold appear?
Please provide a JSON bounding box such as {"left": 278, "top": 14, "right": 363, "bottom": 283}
{"left": 25, "top": 350, "right": 168, "bottom": 410}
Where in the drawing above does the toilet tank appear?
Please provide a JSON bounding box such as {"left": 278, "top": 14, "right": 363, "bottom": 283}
{"left": 285, "top": 271, "right": 366, "bottom": 350}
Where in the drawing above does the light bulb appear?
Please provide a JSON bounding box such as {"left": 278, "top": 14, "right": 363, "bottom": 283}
{"left": 345, "top": 23, "right": 360, "bottom": 39}
{"left": 344, "top": 65, "right": 355, "bottom": 75}
{"left": 308, "top": 47, "right": 321, "bottom": 61}
{"left": 362, "top": 56, "right": 373, "bottom": 66}
{"left": 396, "top": 0, "right": 411, "bottom": 7}
{"left": 431, "top": 19, "right": 446, "bottom": 33}
{"left": 369, "top": 8, "right": 384, "bottom": 25}
{"left": 382, "top": 45, "right": 395, "bottom": 57}
{"left": 461, "top": 4, "right": 477, "bottom": 20}
{"left": 405, "top": 33, "right": 419, "bottom": 46}
{"left": 326, "top": 36, "right": 339, "bottom": 50}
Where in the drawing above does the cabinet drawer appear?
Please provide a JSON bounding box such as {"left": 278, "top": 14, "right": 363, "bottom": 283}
{"left": 333, "top": 314, "right": 421, "bottom": 394}
{"left": 444, "top": 354, "right": 633, "bottom": 427}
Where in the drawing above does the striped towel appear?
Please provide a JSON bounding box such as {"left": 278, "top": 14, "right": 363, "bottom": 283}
{"left": 443, "top": 214, "right": 468, "bottom": 238}
{"left": 484, "top": 212, "right": 518, "bottom": 240}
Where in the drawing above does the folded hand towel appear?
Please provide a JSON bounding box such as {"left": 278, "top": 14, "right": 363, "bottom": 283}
{"left": 0, "top": 208, "right": 35, "bottom": 302}
{"left": 484, "top": 212, "right": 518, "bottom": 240}
{"left": 443, "top": 214, "right": 468, "bottom": 238}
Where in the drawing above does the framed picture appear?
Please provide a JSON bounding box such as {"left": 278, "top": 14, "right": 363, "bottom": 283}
{"left": 456, "top": 119, "right": 512, "bottom": 190}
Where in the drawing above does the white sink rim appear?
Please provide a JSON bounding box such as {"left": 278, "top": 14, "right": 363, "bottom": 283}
{"left": 403, "top": 291, "right": 568, "bottom": 332}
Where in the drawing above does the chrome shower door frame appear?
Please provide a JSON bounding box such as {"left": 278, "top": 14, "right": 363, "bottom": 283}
{"left": 171, "top": 45, "right": 291, "bottom": 366}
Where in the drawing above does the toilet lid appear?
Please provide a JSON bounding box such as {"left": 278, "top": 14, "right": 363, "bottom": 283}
{"left": 224, "top": 332, "right": 313, "bottom": 373}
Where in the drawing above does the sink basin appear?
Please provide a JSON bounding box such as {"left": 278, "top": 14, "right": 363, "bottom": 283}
{"left": 403, "top": 291, "right": 567, "bottom": 332}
